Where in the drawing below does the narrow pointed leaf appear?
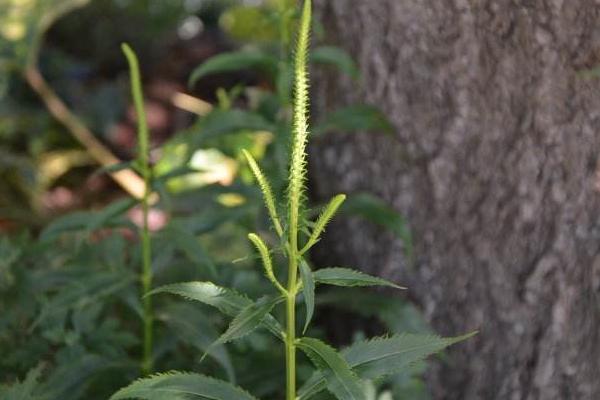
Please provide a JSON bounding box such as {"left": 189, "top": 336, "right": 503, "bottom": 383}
{"left": 110, "top": 372, "right": 259, "bottom": 400}
{"left": 243, "top": 151, "right": 283, "bottom": 236}
{"left": 302, "top": 194, "right": 346, "bottom": 253}
{"left": 214, "top": 295, "right": 283, "bottom": 346}
{"left": 298, "top": 333, "right": 476, "bottom": 400}
{"left": 149, "top": 282, "right": 284, "bottom": 339}
{"left": 314, "top": 268, "right": 405, "bottom": 290}
{"left": 40, "top": 200, "right": 135, "bottom": 241}
{"left": 86, "top": 197, "right": 137, "bottom": 232}
{"left": 299, "top": 259, "right": 315, "bottom": 334}
{"left": 149, "top": 282, "right": 248, "bottom": 316}
{"left": 41, "top": 355, "right": 117, "bottom": 400}
{"left": 297, "top": 337, "right": 366, "bottom": 400}
{"left": 189, "top": 51, "right": 277, "bottom": 86}
{"left": 350, "top": 332, "right": 477, "bottom": 378}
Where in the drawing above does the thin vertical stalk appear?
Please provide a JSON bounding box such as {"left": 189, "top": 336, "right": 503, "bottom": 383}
{"left": 285, "top": 215, "right": 299, "bottom": 400}
{"left": 122, "top": 44, "right": 153, "bottom": 376}
{"left": 284, "top": 1, "right": 311, "bottom": 398}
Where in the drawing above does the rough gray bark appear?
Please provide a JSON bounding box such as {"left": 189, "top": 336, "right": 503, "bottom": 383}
{"left": 310, "top": 1, "right": 600, "bottom": 399}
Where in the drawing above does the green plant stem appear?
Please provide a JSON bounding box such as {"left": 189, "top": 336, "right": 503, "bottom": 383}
{"left": 141, "top": 188, "right": 152, "bottom": 376}
{"left": 285, "top": 193, "right": 300, "bottom": 400}
{"left": 122, "top": 43, "right": 153, "bottom": 376}
{"left": 285, "top": 254, "right": 298, "bottom": 400}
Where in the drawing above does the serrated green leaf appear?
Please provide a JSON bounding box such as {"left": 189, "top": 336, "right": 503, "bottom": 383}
{"left": 189, "top": 51, "right": 277, "bottom": 87}
{"left": 110, "top": 372, "right": 259, "bottom": 400}
{"left": 298, "top": 337, "right": 366, "bottom": 400}
{"left": 313, "top": 106, "right": 393, "bottom": 137}
{"left": 345, "top": 333, "right": 477, "bottom": 379}
{"left": 214, "top": 295, "right": 283, "bottom": 346}
{"left": 342, "top": 193, "right": 413, "bottom": 262}
{"left": 314, "top": 268, "right": 404, "bottom": 290}
{"left": 301, "top": 194, "right": 346, "bottom": 254}
{"left": 150, "top": 282, "right": 283, "bottom": 339}
{"left": 149, "top": 282, "right": 250, "bottom": 317}
{"left": 311, "top": 46, "right": 359, "bottom": 79}
{"left": 298, "top": 333, "right": 476, "bottom": 400}
{"left": 299, "top": 259, "right": 315, "bottom": 334}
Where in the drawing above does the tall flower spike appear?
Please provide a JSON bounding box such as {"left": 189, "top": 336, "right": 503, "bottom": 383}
{"left": 248, "top": 233, "right": 287, "bottom": 295}
{"left": 242, "top": 150, "right": 283, "bottom": 237}
{"left": 288, "top": 0, "right": 312, "bottom": 229}
{"left": 300, "top": 194, "right": 346, "bottom": 255}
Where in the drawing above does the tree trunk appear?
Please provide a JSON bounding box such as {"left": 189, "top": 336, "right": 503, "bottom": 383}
{"left": 310, "top": 1, "right": 600, "bottom": 399}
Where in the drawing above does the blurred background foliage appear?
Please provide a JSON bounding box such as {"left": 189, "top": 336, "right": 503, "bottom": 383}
{"left": 1, "top": 1, "right": 424, "bottom": 399}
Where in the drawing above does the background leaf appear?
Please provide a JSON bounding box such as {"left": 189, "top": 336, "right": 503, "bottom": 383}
{"left": 184, "top": 109, "right": 276, "bottom": 150}
{"left": 161, "top": 303, "right": 234, "bottom": 382}
{"left": 313, "top": 106, "right": 393, "bottom": 137}
{"left": 311, "top": 46, "right": 359, "bottom": 79}
{"left": 0, "top": 364, "right": 44, "bottom": 400}
{"left": 341, "top": 193, "right": 413, "bottom": 262}
{"left": 189, "top": 51, "right": 278, "bottom": 87}
{"left": 160, "top": 224, "right": 217, "bottom": 277}
{"left": 149, "top": 282, "right": 250, "bottom": 317}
